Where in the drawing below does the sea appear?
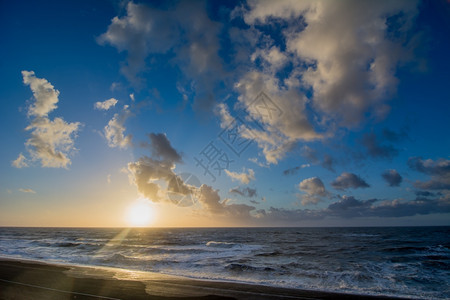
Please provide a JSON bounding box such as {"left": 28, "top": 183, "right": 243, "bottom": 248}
{"left": 0, "top": 226, "right": 448, "bottom": 299}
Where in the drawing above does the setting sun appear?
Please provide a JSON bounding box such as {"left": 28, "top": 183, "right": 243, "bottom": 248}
{"left": 125, "top": 199, "right": 155, "bottom": 227}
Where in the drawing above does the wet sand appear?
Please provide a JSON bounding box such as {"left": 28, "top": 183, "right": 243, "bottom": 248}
{"left": 0, "top": 258, "right": 407, "bottom": 300}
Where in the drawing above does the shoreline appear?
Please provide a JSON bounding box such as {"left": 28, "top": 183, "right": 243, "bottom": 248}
{"left": 0, "top": 258, "right": 410, "bottom": 300}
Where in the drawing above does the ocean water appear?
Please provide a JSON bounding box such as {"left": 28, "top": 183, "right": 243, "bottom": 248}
{"left": 0, "top": 227, "right": 448, "bottom": 299}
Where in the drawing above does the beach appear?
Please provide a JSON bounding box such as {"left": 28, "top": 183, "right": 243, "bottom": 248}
{"left": 0, "top": 258, "right": 411, "bottom": 300}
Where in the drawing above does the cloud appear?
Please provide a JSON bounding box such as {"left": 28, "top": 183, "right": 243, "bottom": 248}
{"left": 104, "top": 105, "right": 132, "bottom": 149}
{"left": 283, "top": 164, "right": 310, "bottom": 176}
{"left": 382, "top": 127, "right": 409, "bottom": 143}
{"left": 382, "top": 169, "right": 402, "bottom": 187}
{"left": 99, "top": 1, "right": 224, "bottom": 111}
{"left": 322, "top": 154, "right": 335, "bottom": 172}
{"left": 415, "top": 190, "right": 441, "bottom": 198}
{"left": 12, "top": 153, "right": 28, "bottom": 168}
{"left": 408, "top": 157, "right": 450, "bottom": 190}
{"left": 408, "top": 157, "right": 450, "bottom": 175}
{"left": 250, "top": 46, "right": 288, "bottom": 72}
{"left": 233, "top": 72, "right": 322, "bottom": 164}
{"left": 327, "top": 196, "right": 377, "bottom": 218}
{"left": 145, "top": 133, "right": 182, "bottom": 163}
{"left": 326, "top": 195, "right": 449, "bottom": 219}
{"left": 229, "top": 0, "right": 419, "bottom": 164}
{"left": 361, "top": 132, "right": 398, "bottom": 159}
{"left": 244, "top": 0, "right": 419, "bottom": 127}
{"left": 225, "top": 168, "right": 255, "bottom": 184}
{"left": 197, "top": 184, "right": 255, "bottom": 217}
{"left": 126, "top": 132, "right": 256, "bottom": 218}
{"left": 127, "top": 131, "right": 201, "bottom": 205}
{"left": 300, "top": 146, "right": 319, "bottom": 164}
{"left": 14, "top": 71, "right": 81, "bottom": 168}
{"left": 22, "top": 71, "right": 59, "bottom": 117}
{"left": 229, "top": 186, "right": 257, "bottom": 198}
{"left": 24, "top": 117, "right": 80, "bottom": 168}
{"left": 19, "top": 188, "right": 36, "bottom": 194}
{"left": 97, "top": 2, "right": 178, "bottom": 84}
{"left": 94, "top": 98, "right": 118, "bottom": 110}
{"left": 127, "top": 156, "right": 193, "bottom": 202}
{"left": 298, "top": 177, "right": 329, "bottom": 205}
{"left": 258, "top": 195, "right": 450, "bottom": 223}
{"left": 227, "top": 1, "right": 420, "bottom": 167}
{"left": 331, "top": 172, "right": 370, "bottom": 190}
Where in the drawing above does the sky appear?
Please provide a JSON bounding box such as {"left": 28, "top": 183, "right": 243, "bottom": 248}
{"left": 1, "top": 0, "right": 449, "bottom": 227}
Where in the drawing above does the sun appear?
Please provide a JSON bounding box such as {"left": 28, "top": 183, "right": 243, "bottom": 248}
{"left": 125, "top": 199, "right": 155, "bottom": 227}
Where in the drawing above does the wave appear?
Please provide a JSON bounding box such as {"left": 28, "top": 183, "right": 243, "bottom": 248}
{"left": 1, "top": 227, "right": 448, "bottom": 299}
{"left": 206, "top": 241, "right": 237, "bottom": 248}
{"left": 225, "top": 263, "right": 275, "bottom": 273}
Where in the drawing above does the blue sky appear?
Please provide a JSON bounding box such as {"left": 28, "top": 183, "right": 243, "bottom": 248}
{"left": 1, "top": 0, "right": 449, "bottom": 227}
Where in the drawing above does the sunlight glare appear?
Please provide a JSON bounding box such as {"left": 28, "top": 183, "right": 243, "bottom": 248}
{"left": 126, "top": 199, "right": 155, "bottom": 227}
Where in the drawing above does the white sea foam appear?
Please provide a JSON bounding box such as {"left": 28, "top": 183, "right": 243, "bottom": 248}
{"left": 0, "top": 227, "right": 448, "bottom": 299}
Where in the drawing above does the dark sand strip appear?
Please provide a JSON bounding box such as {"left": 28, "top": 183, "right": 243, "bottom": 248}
{"left": 0, "top": 259, "right": 407, "bottom": 300}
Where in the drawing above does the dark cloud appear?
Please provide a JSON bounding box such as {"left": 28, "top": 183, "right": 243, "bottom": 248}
{"left": 255, "top": 207, "right": 325, "bottom": 222}
{"left": 229, "top": 186, "right": 258, "bottom": 198}
{"left": 415, "top": 191, "right": 441, "bottom": 197}
{"left": 368, "top": 197, "right": 450, "bottom": 218}
{"left": 321, "top": 154, "right": 335, "bottom": 172}
{"left": 331, "top": 172, "right": 370, "bottom": 190}
{"left": 361, "top": 132, "right": 398, "bottom": 159}
{"left": 408, "top": 157, "right": 450, "bottom": 176}
{"left": 382, "top": 128, "right": 409, "bottom": 143}
{"left": 257, "top": 195, "right": 450, "bottom": 222}
{"left": 146, "top": 133, "right": 182, "bottom": 163}
{"left": 198, "top": 185, "right": 255, "bottom": 217}
{"left": 328, "top": 196, "right": 377, "bottom": 218}
{"left": 328, "top": 196, "right": 450, "bottom": 218}
{"left": 283, "top": 164, "right": 309, "bottom": 176}
{"left": 408, "top": 157, "right": 450, "bottom": 190}
{"left": 298, "top": 177, "right": 330, "bottom": 205}
{"left": 382, "top": 169, "right": 402, "bottom": 187}
{"left": 301, "top": 146, "right": 319, "bottom": 163}
{"left": 413, "top": 180, "right": 450, "bottom": 190}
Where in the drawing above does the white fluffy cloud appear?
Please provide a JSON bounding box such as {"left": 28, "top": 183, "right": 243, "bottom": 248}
{"left": 22, "top": 71, "right": 59, "bottom": 117}
{"left": 224, "top": 0, "right": 420, "bottom": 164}
{"left": 94, "top": 98, "right": 118, "bottom": 110}
{"left": 244, "top": 0, "right": 419, "bottom": 126}
{"left": 221, "top": 71, "right": 321, "bottom": 164}
{"left": 12, "top": 153, "right": 28, "bottom": 168}
{"left": 13, "top": 71, "right": 81, "bottom": 168}
{"left": 25, "top": 117, "right": 81, "bottom": 168}
{"left": 225, "top": 168, "right": 255, "bottom": 185}
{"left": 104, "top": 105, "right": 132, "bottom": 149}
